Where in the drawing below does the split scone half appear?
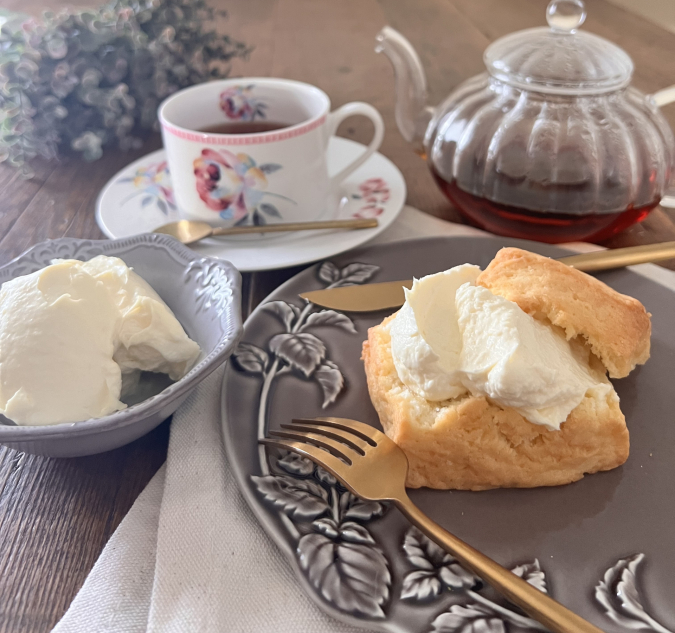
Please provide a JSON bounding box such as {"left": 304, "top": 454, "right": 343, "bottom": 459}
{"left": 362, "top": 248, "right": 651, "bottom": 490}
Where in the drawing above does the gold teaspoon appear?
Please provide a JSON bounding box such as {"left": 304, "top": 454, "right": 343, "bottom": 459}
{"left": 153, "top": 218, "right": 379, "bottom": 245}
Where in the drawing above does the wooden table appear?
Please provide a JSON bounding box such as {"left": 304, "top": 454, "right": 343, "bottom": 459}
{"left": 1, "top": 1, "right": 674, "bottom": 630}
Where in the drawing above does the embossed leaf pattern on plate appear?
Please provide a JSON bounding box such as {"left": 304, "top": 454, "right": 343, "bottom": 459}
{"left": 252, "top": 450, "right": 391, "bottom": 618}
{"left": 596, "top": 554, "right": 673, "bottom": 633}
{"left": 235, "top": 260, "right": 397, "bottom": 618}
{"left": 231, "top": 260, "right": 379, "bottom": 446}
{"left": 401, "top": 527, "right": 479, "bottom": 600}
{"left": 401, "top": 527, "right": 549, "bottom": 633}
{"left": 298, "top": 517, "right": 391, "bottom": 617}
{"left": 431, "top": 604, "right": 507, "bottom": 633}
{"left": 252, "top": 473, "right": 330, "bottom": 520}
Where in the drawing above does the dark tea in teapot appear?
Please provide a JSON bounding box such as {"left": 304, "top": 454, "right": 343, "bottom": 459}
{"left": 433, "top": 173, "right": 659, "bottom": 243}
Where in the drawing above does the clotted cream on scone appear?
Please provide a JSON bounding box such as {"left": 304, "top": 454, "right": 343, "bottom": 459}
{"left": 362, "top": 248, "right": 651, "bottom": 490}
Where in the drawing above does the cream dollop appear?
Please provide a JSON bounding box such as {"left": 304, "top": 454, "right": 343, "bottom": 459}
{"left": 390, "top": 265, "right": 480, "bottom": 401}
{"left": 0, "top": 256, "right": 201, "bottom": 426}
{"left": 389, "top": 266, "right": 611, "bottom": 430}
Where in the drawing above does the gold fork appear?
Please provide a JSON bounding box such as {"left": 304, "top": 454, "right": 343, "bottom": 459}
{"left": 261, "top": 417, "right": 605, "bottom": 633}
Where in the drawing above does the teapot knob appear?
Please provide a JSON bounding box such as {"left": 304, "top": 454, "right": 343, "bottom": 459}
{"left": 546, "top": 0, "right": 586, "bottom": 33}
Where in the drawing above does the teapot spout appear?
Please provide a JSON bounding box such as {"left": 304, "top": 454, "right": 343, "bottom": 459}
{"left": 375, "top": 26, "right": 433, "bottom": 150}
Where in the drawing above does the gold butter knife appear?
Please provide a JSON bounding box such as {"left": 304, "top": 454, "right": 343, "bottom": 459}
{"left": 299, "top": 241, "right": 675, "bottom": 311}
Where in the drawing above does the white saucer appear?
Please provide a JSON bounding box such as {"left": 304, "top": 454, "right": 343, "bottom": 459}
{"left": 96, "top": 137, "right": 406, "bottom": 272}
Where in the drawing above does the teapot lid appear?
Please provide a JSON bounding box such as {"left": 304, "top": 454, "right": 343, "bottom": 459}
{"left": 483, "top": 0, "right": 633, "bottom": 95}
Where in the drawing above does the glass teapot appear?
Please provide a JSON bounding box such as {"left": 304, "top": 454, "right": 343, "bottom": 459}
{"left": 376, "top": 0, "right": 675, "bottom": 242}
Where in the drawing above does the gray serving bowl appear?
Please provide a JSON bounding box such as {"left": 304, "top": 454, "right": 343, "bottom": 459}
{"left": 0, "top": 234, "right": 243, "bottom": 457}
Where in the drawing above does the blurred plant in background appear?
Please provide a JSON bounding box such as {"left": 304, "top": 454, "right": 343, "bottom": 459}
{"left": 0, "top": 0, "right": 250, "bottom": 175}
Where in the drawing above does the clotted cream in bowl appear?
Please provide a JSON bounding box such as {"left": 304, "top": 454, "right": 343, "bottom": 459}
{"left": 0, "top": 234, "right": 242, "bottom": 457}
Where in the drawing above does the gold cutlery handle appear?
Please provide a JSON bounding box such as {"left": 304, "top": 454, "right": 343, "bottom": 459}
{"left": 397, "top": 494, "right": 605, "bottom": 633}
{"left": 210, "top": 217, "right": 378, "bottom": 236}
{"left": 558, "top": 240, "right": 675, "bottom": 271}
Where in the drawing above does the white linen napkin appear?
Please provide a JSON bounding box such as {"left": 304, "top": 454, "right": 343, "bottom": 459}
{"left": 52, "top": 207, "right": 675, "bottom": 633}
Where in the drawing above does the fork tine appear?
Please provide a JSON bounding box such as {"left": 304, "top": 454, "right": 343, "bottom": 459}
{"left": 259, "top": 438, "right": 350, "bottom": 480}
{"left": 270, "top": 430, "right": 356, "bottom": 462}
{"left": 282, "top": 423, "right": 369, "bottom": 454}
{"left": 292, "top": 417, "right": 381, "bottom": 446}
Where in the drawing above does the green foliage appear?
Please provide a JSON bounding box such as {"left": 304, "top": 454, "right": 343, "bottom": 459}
{"left": 0, "top": 1, "right": 250, "bottom": 172}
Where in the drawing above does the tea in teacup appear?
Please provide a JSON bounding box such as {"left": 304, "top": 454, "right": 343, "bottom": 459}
{"left": 197, "top": 121, "right": 290, "bottom": 135}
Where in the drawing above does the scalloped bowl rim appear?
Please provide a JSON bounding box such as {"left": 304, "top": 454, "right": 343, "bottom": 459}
{"left": 0, "top": 234, "right": 243, "bottom": 439}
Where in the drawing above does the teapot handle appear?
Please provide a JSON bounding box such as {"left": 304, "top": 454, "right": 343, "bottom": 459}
{"left": 651, "top": 85, "right": 675, "bottom": 208}
{"left": 661, "top": 196, "right": 675, "bottom": 209}
{"left": 652, "top": 85, "right": 675, "bottom": 107}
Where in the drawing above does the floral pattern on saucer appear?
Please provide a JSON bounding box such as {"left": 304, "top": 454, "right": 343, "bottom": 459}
{"left": 351, "top": 177, "right": 390, "bottom": 218}
{"left": 219, "top": 85, "right": 267, "bottom": 121}
{"left": 193, "top": 148, "right": 292, "bottom": 225}
{"left": 117, "top": 160, "right": 176, "bottom": 215}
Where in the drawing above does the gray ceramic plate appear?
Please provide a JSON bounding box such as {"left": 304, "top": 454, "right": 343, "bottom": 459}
{"left": 221, "top": 236, "right": 675, "bottom": 633}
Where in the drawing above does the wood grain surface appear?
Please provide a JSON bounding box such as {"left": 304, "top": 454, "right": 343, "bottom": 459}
{"left": 1, "top": 1, "right": 674, "bottom": 630}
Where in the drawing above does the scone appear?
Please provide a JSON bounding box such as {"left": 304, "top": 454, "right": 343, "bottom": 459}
{"left": 477, "top": 248, "right": 651, "bottom": 378}
{"left": 362, "top": 248, "right": 650, "bottom": 491}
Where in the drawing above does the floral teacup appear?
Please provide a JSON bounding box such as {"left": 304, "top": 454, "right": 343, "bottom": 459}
{"left": 158, "top": 78, "right": 384, "bottom": 228}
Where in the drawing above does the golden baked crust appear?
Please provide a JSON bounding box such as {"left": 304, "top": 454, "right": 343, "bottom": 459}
{"left": 362, "top": 316, "right": 629, "bottom": 491}
{"left": 476, "top": 247, "right": 651, "bottom": 378}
